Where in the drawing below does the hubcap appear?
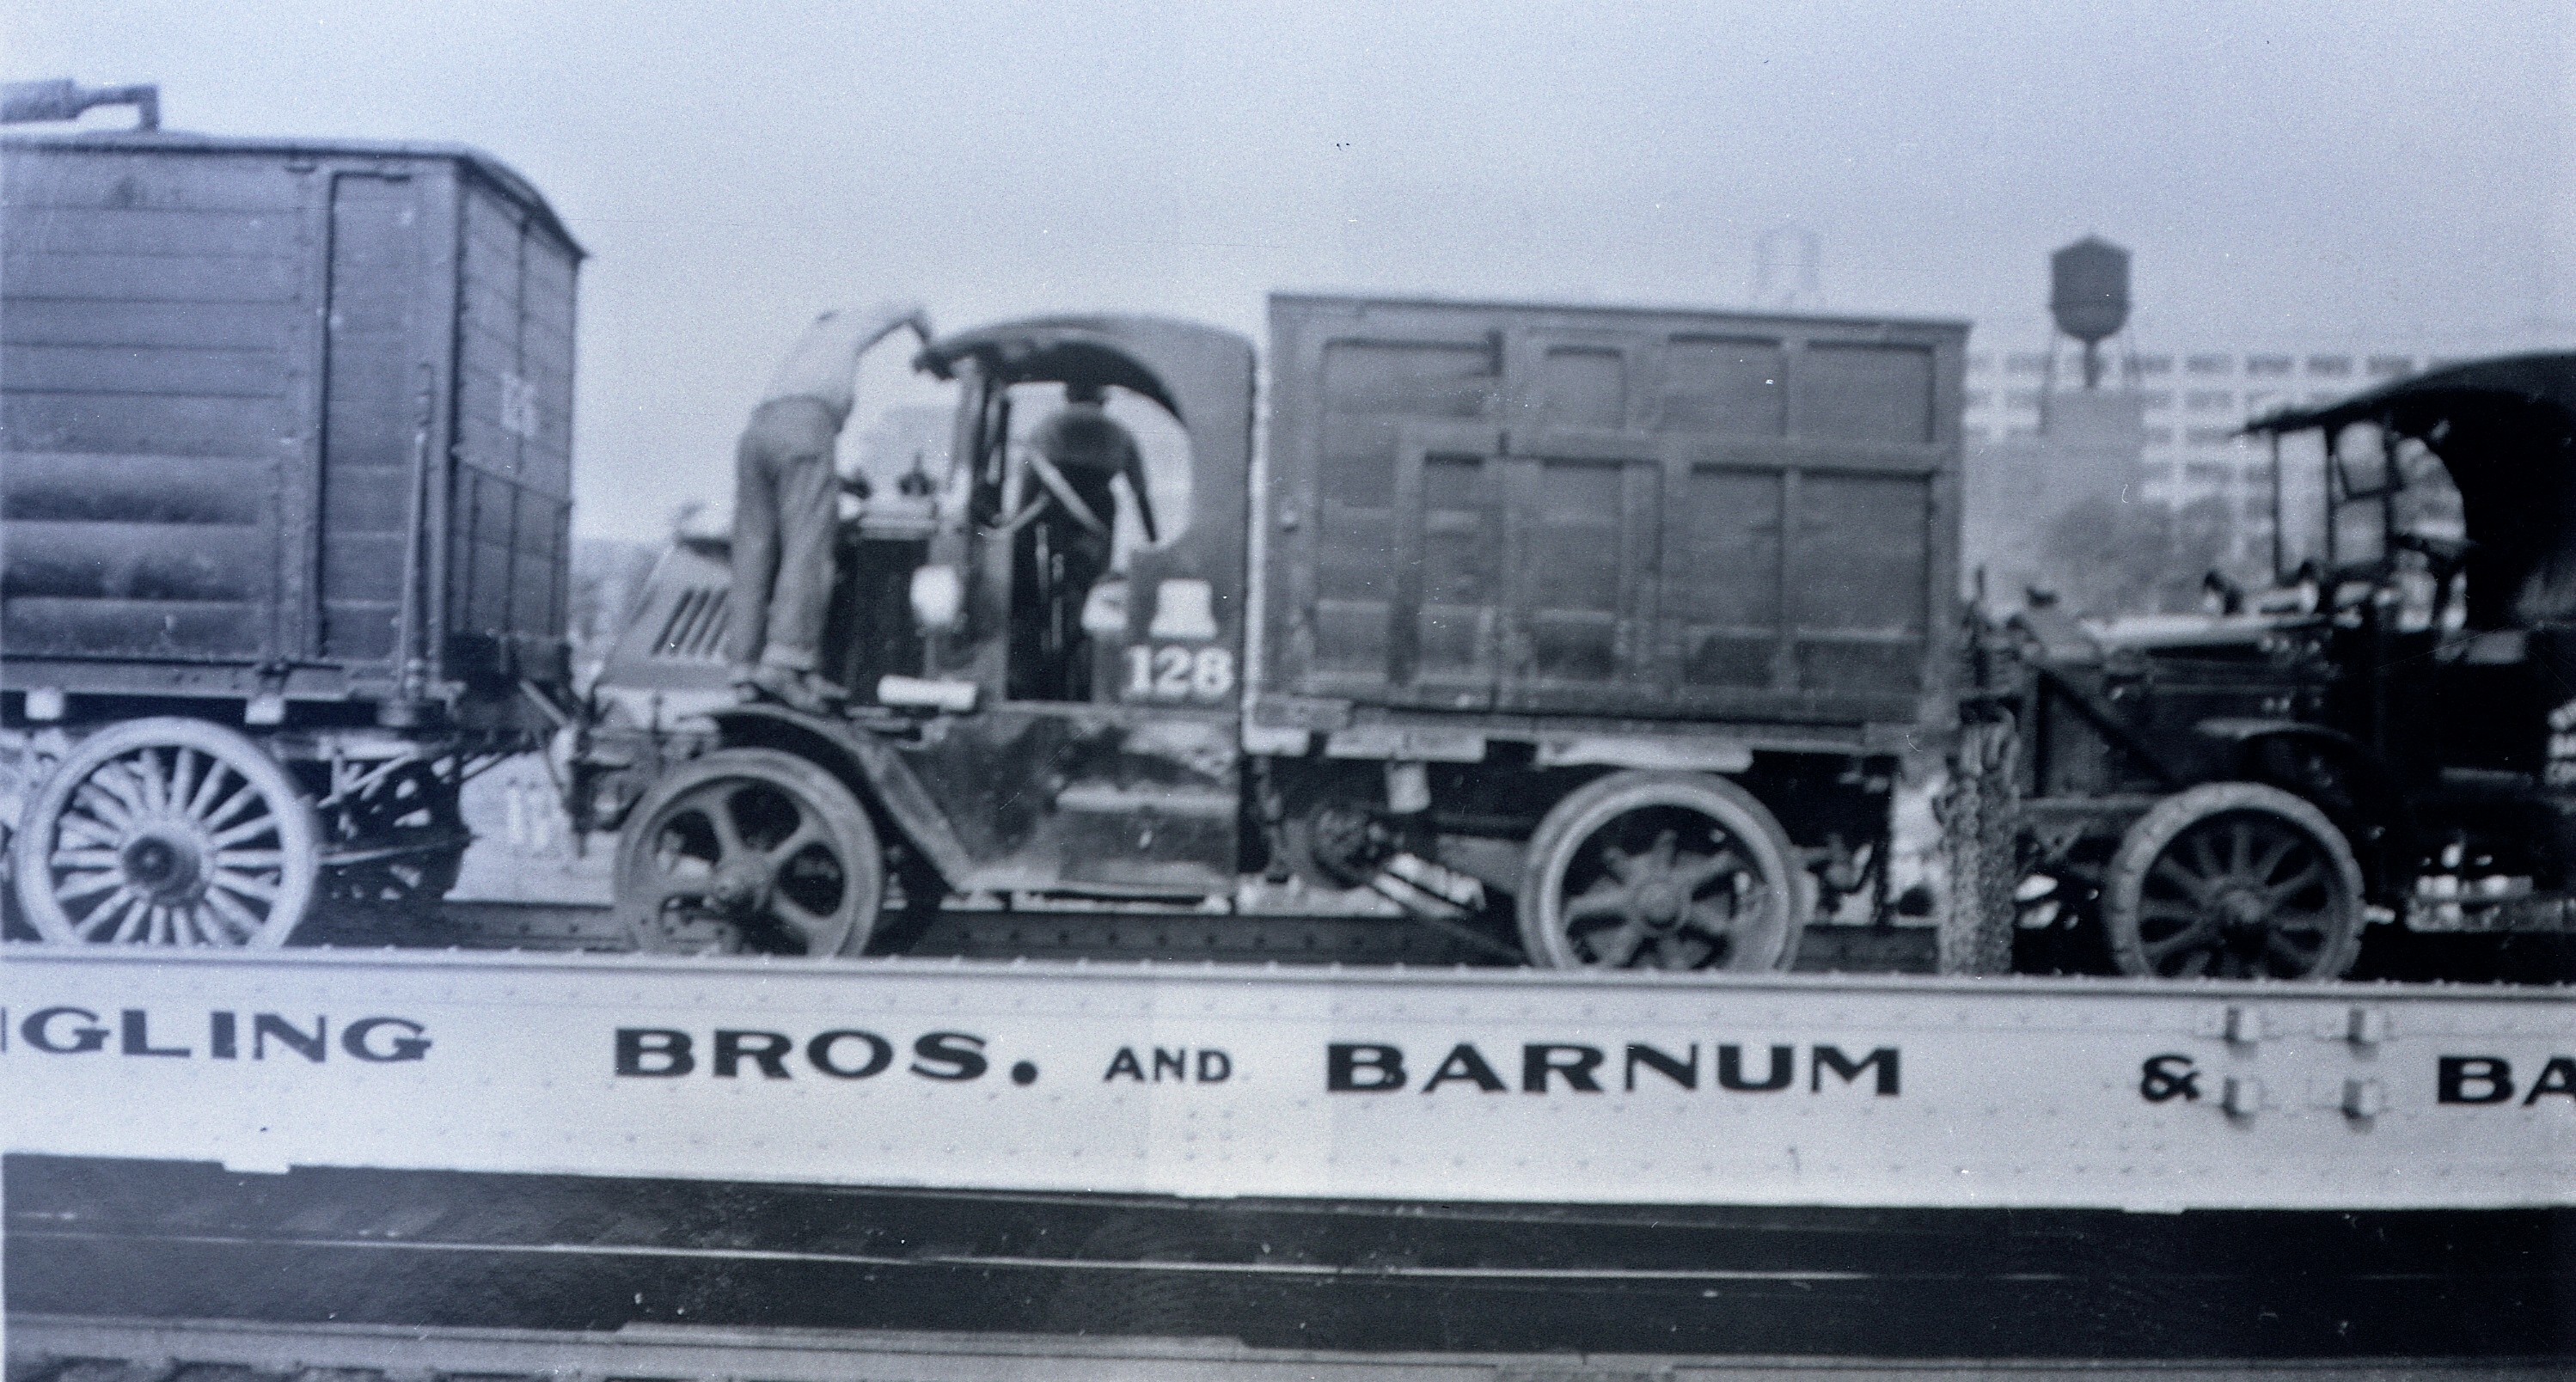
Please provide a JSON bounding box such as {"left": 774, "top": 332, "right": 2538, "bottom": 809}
{"left": 708, "top": 859, "right": 773, "bottom": 914}
{"left": 122, "top": 830, "right": 205, "bottom": 902}
{"left": 2216, "top": 886, "right": 2270, "bottom": 928}
{"left": 1556, "top": 812, "right": 1778, "bottom": 971}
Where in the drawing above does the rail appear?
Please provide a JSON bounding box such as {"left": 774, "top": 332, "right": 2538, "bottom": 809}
{"left": 11, "top": 1313, "right": 2573, "bottom": 1381}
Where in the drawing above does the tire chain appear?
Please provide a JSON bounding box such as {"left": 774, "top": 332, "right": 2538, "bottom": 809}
{"left": 1937, "top": 715, "right": 2021, "bottom": 975}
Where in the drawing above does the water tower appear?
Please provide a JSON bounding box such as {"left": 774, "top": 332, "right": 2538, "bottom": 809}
{"left": 2050, "top": 235, "right": 2130, "bottom": 388}
{"left": 1749, "top": 224, "right": 1821, "bottom": 310}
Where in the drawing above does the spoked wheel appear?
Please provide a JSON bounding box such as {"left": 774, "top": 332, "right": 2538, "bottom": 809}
{"left": 10, "top": 718, "right": 318, "bottom": 947}
{"left": 615, "top": 749, "right": 883, "bottom": 958}
{"left": 318, "top": 757, "right": 470, "bottom": 914}
{"left": 1518, "top": 770, "right": 1807, "bottom": 973}
{"left": 2102, "top": 782, "right": 2365, "bottom": 981}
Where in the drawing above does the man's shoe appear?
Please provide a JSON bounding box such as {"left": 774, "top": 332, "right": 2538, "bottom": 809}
{"left": 748, "top": 665, "right": 842, "bottom": 715}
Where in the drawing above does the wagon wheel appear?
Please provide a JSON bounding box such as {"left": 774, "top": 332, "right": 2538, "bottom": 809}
{"left": 2102, "top": 782, "right": 2365, "bottom": 981}
{"left": 9, "top": 718, "right": 319, "bottom": 947}
{"left": 318, "top": 758, "right": 470, "bottom": 914}
{"left": 615, "top": 749, "right": 883, "bottom": 958}
{"left": 1517, "top": 770, "right": 1807, "bottom": 972}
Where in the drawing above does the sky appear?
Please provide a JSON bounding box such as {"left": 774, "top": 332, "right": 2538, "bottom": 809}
{"left": 9, "top": 1, "right": 2573, "bottom": 540}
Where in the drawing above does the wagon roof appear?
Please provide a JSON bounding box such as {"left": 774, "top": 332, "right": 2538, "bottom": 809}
{"left": 1, "top": 128, "right": 581, "bottom": 258}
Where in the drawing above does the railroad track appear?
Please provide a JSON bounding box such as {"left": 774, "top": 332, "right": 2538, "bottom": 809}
{"left": 11, "top": 1157, "right": 2573, "bottom": 1362}
{"left": 11, "top": 1312, "right": 2573, "bottom": 1382}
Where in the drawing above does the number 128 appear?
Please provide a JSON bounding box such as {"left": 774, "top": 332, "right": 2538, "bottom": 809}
{"left": 1124, "top": 645, "right": 1235, "bottom": 702}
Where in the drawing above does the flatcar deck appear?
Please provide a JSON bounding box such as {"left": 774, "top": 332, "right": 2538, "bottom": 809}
{"left": 5, "top": 947, "right": 2570, "bottom": 1210}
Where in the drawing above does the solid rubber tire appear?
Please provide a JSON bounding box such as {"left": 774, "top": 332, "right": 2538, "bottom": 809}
{"left": 2101, "top": 780, "right": 2365, "bottom": 981}
{"left": 615, "top": 748, "right": 884, "bottom": 958}
{"left": 1516, "top": 769, "right": 1808, "bottom": 972}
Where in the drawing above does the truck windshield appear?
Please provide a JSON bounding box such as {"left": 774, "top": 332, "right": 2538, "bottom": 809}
{"left": 2268, "top": 420, "right": 2467, "bottom": 630}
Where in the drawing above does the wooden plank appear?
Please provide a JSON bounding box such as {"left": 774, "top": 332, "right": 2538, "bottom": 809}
{"left": 0, "top": 205, "right": 300, "bottom": 257}
{"left": 1667, "top": 462, "right": 1786, "bottom": 694}
{"left": 1, "top": 517, "right": 272, "bottom": 602}
{"left": 321, "top": 598, "right": 401, "bottom": 659}
{"left": 320, "top": 530, "right": 407, "bottom": 601}
{"left": 3, "top": 150, "right": 307, "bottom": 212}
{"left": 2, "top": 450, "right": 273, "bottom": 524}
{"left": 319, "top": 462, "right": 412, "bottom": 531}
{"left": 0, "top": 297, "right": 304, "bottom": 352}
{"left": 1, "top": 389, "right": 285, "bottom": 456}
{"left": 1790, "top": 473, "right": 1931, "bottom": 637}
{"left": 0, "top": 595, "right": 266, "bottom": 659}
{"left": 460, "top": 315, "right": 529, "bottom": 368}
{"left": 1657, "top": 333, "right": 1788, "bottom": 437}
{"left": 2, "top": 249, "right": 303, "bottom": 303}
{"left": 317, "top": 171, "right": 429, "bottom": 663}
{"left": 1791, "top": 340, "right": 1937, "bottom": 444}
{"left": 1, "top": 342, "right": 285, "bottom": 399}
{"left": 1411, "top": 448, "right": 1504, "bottom": 699}
{"left": 460, "top": 272, "right": 523, "bottom": 328}
{"left": 519, "top": 264, "right": 574, "bottom": 321}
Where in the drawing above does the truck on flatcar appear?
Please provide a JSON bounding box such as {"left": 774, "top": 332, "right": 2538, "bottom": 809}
{"left": 576, "top": 297, "right": 1968, "bottom": 969}
{"left": 0, "top": 119, "right": 581, "bottom": 943}
{"left": 1966, "top": 352, "right": 2576, "bottom": 981}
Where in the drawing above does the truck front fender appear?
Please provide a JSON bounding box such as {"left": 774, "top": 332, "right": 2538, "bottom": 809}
{"left": 707, "top": 706, "right": 980, "bottom": 888}
{"left": 2192, "top": 718, "right": 2414, "bottom": 872}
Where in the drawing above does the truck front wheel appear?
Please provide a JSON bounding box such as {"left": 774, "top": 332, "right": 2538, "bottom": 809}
{"left": 616, "top": 749, "right": 883, "bottom": 958}
{"left": 2102, "top": 782, "right": 2364, "bottom": 981}
{"left": 1517, "top": 770, "right": 1807, "bottom": 973}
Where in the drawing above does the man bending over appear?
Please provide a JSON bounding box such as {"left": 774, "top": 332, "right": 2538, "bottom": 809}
{"left": 727, "top": 302, "right": 931, "bottom": 711}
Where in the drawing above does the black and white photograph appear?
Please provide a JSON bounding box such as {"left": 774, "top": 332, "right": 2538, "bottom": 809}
{"left": 1, "top": 3, "right": 2571, "bottom": 1376}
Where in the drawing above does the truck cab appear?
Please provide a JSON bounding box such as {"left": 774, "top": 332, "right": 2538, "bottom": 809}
{"left": 581, "top": 315, "right": 1254, "bottom": 956}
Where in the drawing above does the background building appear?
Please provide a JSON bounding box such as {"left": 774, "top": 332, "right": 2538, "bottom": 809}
{"left": 1962, "top": 323, "right": 2558, "bottom": 609}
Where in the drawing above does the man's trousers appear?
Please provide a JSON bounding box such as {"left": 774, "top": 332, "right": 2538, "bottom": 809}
{"left": 726, "top": 396, "right": 842, "bottom": 676}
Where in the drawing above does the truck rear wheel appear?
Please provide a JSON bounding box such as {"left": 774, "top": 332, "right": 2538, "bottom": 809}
{"left": 2102, "top": 782, "right": 2364, "bottom": 981}
{"left": 1518, "top": 770, "right": 1807, "bottom": 973}
{"left": 616, "top": 749, "right": 883, "bottom": 958}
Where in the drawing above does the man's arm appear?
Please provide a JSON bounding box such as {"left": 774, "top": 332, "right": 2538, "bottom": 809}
{"left": 1122, "top": 443, "right": 1159, "bottom": 546}
{"left": 828, "top": 303, "right": 935, "bottom": 500}
{"left": 857, "top": 301, "right": 933, "bottom": 351}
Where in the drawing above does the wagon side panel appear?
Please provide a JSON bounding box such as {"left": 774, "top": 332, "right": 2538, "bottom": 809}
{"left": 0, "top": 145, "right": 315, "bottom": 684}
{"left": 439, "top": 175, "right": 577, "bottom": 693}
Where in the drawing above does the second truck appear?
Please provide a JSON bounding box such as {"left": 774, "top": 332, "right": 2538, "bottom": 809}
{"left": 577, "top": 296, "right": 1967, "bottom": 970}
